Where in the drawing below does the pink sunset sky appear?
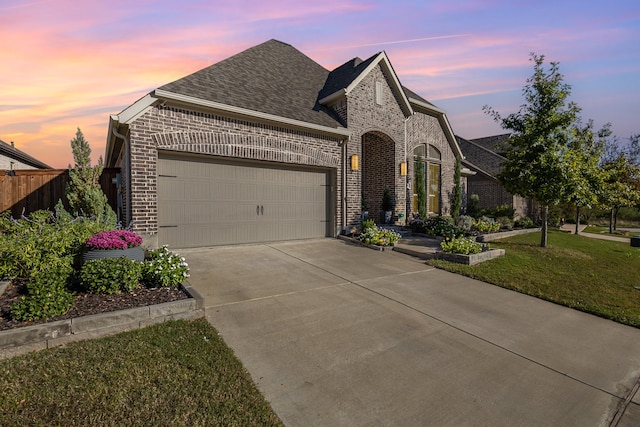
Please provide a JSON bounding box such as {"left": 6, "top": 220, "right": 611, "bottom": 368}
{"left": 1, "top": 0, "right": 638, "bottom": 169}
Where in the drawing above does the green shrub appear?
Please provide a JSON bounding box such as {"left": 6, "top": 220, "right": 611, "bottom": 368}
{"left": 80, "top": 257, "right": 142, "bottom": 294}
{"left": 414, "top": 216, "right": 465, "bottom": 239}
{"left": 456, "top": 215, "right": 474, "bottom": 232}
{"left": 142, "top": 246, "right": 190, "bottom": 287}
{"left": 440, "top": 236, "right": 483, "bottom": 255}
{"left": 474, "top": 217, "right": 500, "bottom": 233}
{"left": 0, "top": 208, "right": 111, "bottom": 278}
{"left": 485, "top": 204, "right": 515, "bottom": 219}
{"left": 467, "top": 194, "right": 481, "bottom": 218}
{"left": 11, "top": 264, "right": 75, "bottom": 321}
{"left": 496, "top": 216, "right": 514, "bottom": 230}
{"left": 515, "top": 216, "right": 537, "bottom": 228}
{"left": 361, "top": 219, "right": 376, "bottom": 233}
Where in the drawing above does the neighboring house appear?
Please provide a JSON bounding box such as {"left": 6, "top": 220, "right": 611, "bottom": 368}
{"left": 456, "top": 134, "right": 534, "bottom": 218}
{"left": 0, "top": 139, "right": 51, "bottom": 170}
{"left": 105, "top": 39, "right": 464, "bottom": 248}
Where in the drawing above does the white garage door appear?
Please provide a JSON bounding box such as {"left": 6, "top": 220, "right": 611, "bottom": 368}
{"left": 157, "top": 154, "right": 331, "bottom": 248}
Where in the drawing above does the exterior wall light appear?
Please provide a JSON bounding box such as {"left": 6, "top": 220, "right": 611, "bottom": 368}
{"left": 351, "top": 155, "right": 359, "bottom": 171}
{"left": 400, "top": 162, "right": 407, "bottom": 176}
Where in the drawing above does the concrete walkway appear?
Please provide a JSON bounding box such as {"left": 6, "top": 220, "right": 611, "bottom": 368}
{"left": 181, "top": 239, "right": 640, "bottom": 427}
{"left": 560, "top": 223, "right": 631, "bottom": 242}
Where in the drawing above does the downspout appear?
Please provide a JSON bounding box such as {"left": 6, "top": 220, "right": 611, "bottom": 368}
{"left": 340, "top": 135, "right": 349, "bottom": 234}
{"left": 111, "top": 125, "right": 131, "bottom": 228}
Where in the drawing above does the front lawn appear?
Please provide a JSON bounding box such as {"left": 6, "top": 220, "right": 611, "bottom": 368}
{"left": 427, "top": 230, "right": 640, "bottom": 327}
{"left": 583, "top": 225, "right": 640, "bottom": 238}
{"left": 0, "top": 319, "right": 283, "bottom": 427}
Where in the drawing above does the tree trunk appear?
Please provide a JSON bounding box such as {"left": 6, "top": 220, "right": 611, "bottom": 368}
{"left": 609, "top": 208, "right": 614, "bottom": 234}
{"left": 575, "top": 206, "right": 580, "bottom": 235}
{"left": 614, "top": 207, "right": 619, "bottom": 231}
{"left": 540, "top": 205, "right": 548, "bottom": 247}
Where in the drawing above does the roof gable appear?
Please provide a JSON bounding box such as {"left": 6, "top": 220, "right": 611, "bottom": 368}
{"left": 0, "top": 139, "right": 50, "bottom": 169}
{"left": 158, "top": 39, "right": 342, "bottom": 129}
{"left": 456, "top": 135, "right": 506, "bottom": 178}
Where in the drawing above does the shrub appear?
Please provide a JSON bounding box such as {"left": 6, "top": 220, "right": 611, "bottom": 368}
{"left": 80, "top": 257, "right": 142, "bottom": 294}
{"left": 86, "top": 230, "right": 143, "bottom": 250}
{"left": 515, "top": 216, "right": 537, "bottom": 229}
{"left": 11, "top": 264, "right": 75, "bottom": 321}
{"left": 142, "top": 246, "right": 190, "bottom": 287}
{"left": 467, "top": 194, "right": 481, "bottom": 218}
{"left": 456, "top": 215, "right": 474, "bottom": 232}
{"left": 474, "top": 217, "right": 500, "bottom": 233}
{"left": 418, "top": 216, "right": 465, "bottom": 239}
{"left": 361, "top": 219, "right": 376, "bottom": 233}
{"left": 485, "top": 204, "right": 515, "bottom": 220}
{"left": 0, "top": 208, "right": 111, "bottom": 278}
{"left": 358, "top": 225, "right": 401, "bottom": 247}
{"left": 440, "top": 236, "right": 483, "bottom": 255}
{"left": 496, "top": 216, "right": 514, "bottom": 230}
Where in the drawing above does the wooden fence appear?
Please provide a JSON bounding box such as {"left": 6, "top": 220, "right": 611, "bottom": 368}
{"left": 0, "top": 168, "right": 120, "bottom": 218}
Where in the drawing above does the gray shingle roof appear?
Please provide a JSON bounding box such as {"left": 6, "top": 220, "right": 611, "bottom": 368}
{"left": 0, "top": 139, "right": 50, "bottom": 169}
{"left": 469, "top": 133, "right": 511, "bottom": 155}
{"left": 318, "top": 54, "right": 378, "bottom": 100}
{"left": 159, "top": 39, "right": 343, "bottom": 129}
{"left": 456, "top": 135, "right": 506, "bottom": 178}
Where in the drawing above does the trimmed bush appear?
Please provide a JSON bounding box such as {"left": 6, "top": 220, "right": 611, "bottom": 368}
{"left": 515, "top": 216, "right": 537, "bottom": 229}
{"left": 142, "top": 246, "right": 190, "bottom": 287}
{"left": 456, "top": 215, "right": 474, "bottom": 232}
{"left": 80, "top": 257, "right": 142, "bottom": 294}
{"left": 358, "top": 223, "right": 401, "bottom": 247}
{"left": 496, "top": 216, "right": 514, "bottom": 230}
{"left": 474, "top": 217, "right": 500, "bottom": 233}
{"left": 411, "top": 216, "right": 465, "bottom": 239}
{"left": 11, "top": 264, "right": 75, "bottom": 321}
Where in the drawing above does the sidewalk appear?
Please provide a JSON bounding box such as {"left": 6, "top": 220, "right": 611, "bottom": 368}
{"left": 560, "top": 223, "right": 630, "bottom": 243}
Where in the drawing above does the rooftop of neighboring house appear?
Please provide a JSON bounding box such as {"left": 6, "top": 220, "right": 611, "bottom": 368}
{"left": 456, "top": 134, "right": 510, "bottom": 179}
{"left": 0, "top": 139, "right": 51, "bottom": 169}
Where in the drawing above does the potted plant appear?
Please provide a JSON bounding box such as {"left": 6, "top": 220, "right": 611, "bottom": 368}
{"left": 83, "top": 230, "right": 145, "bottom": 262}
{"left": 381, "top": 188, "right": 394, "bottom": 224}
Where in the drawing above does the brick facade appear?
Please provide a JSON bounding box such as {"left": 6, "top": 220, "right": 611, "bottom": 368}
{"left": 124, "top": 105, "right": 344, "bottom": 242}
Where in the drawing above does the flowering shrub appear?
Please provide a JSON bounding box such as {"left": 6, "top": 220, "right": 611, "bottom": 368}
{"left": 440, "top": 236, "right": 483, "bottom": 255}
{"left": 358, "top": 222, "right": 401, "bottom": 247}
{"left": 86, "top": 230, "right": 143, "bottom": 250}
{"left": 142, "top": 246, "right": 190, "bottom": 287}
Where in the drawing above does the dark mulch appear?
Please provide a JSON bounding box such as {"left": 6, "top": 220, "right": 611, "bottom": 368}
{"left": 0, "top": 279, "right": 189, "bottom": 331}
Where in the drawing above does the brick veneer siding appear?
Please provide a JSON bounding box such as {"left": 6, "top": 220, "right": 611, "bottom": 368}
{"left": 125, "top": 104, "right": 344, "bottom": 244}
{"left": 468, "top": 176, "right": 513, "bottom": 210}
{"left": 343, "top": 65, "right": 407, "bottom": 226}
{"left": 405, "top": 113, "right": 456, "bottom": 218}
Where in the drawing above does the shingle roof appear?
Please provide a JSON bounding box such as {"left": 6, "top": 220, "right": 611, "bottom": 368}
{"left": 159, "top": 39, "right": 343, "bottom": 129}
{"left": 0, "top": 139, "right": 50, "bottom": 169}
{"left": 456, "top": 135, "right": 506, "bottom": 178}
{"left": 469, "top": 133, "right": 511, "bottom": 155}
{"left": 318, "top": 54, "right": 378, "bottom": 100}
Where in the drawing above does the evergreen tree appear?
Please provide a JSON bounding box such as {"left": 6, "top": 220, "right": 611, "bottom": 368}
{"left": 451, "top": 158, "right": 462, "bottom": 221}
{"left": 66, "top": 128, "right": 116, "bottom": 225}
{"left": 415, "top": 155, "right": 427, "bottom": 219}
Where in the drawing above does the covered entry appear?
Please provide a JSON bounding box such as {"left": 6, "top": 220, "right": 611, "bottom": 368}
{"left": 157, "top": 153, "right": 332, "bottom": 248}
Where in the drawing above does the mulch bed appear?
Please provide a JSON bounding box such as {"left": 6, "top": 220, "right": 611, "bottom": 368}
{"left": 0, "top": 279, "right": 189, "bottom": 331}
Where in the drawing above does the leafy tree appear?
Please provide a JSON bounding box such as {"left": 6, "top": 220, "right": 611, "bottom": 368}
{"left": 484, "top": 53, "right": 580, "bottom": 247}
{"left": 450, "top": 158, "right": 462, "bottom": 222}
{"left": 599, "top": 153, "right": 640, "bottom": 232}
{"left": 565, "top": 119, "right": 607, "bottom": 234}
{"left": 66, "top": 128, "right": 116, "bottom": 225}
{"left": 415, "top": 155, "right": 427, "bottom": 219}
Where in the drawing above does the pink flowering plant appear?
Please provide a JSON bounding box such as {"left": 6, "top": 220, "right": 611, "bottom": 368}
{"left": 86, "top": 230, "right": 143, "bottom": 250}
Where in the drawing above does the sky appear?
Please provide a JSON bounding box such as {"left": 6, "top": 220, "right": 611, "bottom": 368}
{"left": 1, "top": 0, "right": 639, "bottom": 169}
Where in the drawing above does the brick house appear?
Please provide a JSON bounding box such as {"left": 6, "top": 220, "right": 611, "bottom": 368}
{"left": 0, "top": 139, "right": 50, "bottom": 171}
{"left": 457, "top": 134, "right": 534, "bottom": 218}
{"left": 105, "top": 40, "right": 464, "bottom": 248}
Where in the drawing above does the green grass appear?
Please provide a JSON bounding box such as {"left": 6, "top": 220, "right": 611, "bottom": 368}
{"left": 0, "top": 319, "right": 283, "bottom": 427}
{"left": 428, "top": 230, "right": 640, "bottom": 327}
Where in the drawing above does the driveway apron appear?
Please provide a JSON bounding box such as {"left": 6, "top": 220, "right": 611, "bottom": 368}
{"left": 180, "top": 239, "right": 640, "bottom": 427}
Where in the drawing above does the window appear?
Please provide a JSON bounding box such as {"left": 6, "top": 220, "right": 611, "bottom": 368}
{"left": 412, "top": 144, "right": 441, "bottom": 215}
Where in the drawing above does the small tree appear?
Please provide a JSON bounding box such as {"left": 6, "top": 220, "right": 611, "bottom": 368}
{"left": 600, "top": 153, "right": 640, "bottom": 232}
{"left": 415, "top": 155, "right": 427, "bottom": 219}
{"left": 484, "top": 53, "right": 580, "bottom": 247}
{"left": 66, "top": 128, "right": 116, "bottom": 225}
{"left": 565, "top": 119, "right": 607, "bottom": 234}
{"left": 450, "top": 158, "right": 462, "bottom": 222}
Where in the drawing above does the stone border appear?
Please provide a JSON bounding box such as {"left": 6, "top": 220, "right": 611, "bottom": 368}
{"left": 0, "top": 282, "right": 205, "bottom": 360}
{"left": 476, "top": 228, "right": 541, "bottom": 242}
{"left": 337, "top": 234, "right": 396, "bottom": 251}
{"left": 433, "top": 249, "right": 506, "bottom": 265}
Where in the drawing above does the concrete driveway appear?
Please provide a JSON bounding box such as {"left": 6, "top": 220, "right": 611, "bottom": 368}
{"left": 180, "top": 239, "right": 640, "bottom": 426}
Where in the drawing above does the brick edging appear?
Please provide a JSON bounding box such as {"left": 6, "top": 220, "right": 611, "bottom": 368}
{"left": 0, "top": 281, "right": 205, "bottom": 360}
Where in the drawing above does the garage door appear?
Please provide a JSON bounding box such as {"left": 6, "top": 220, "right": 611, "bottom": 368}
{"left": 157, "top": 154, "right": 331, "bottom": 248}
